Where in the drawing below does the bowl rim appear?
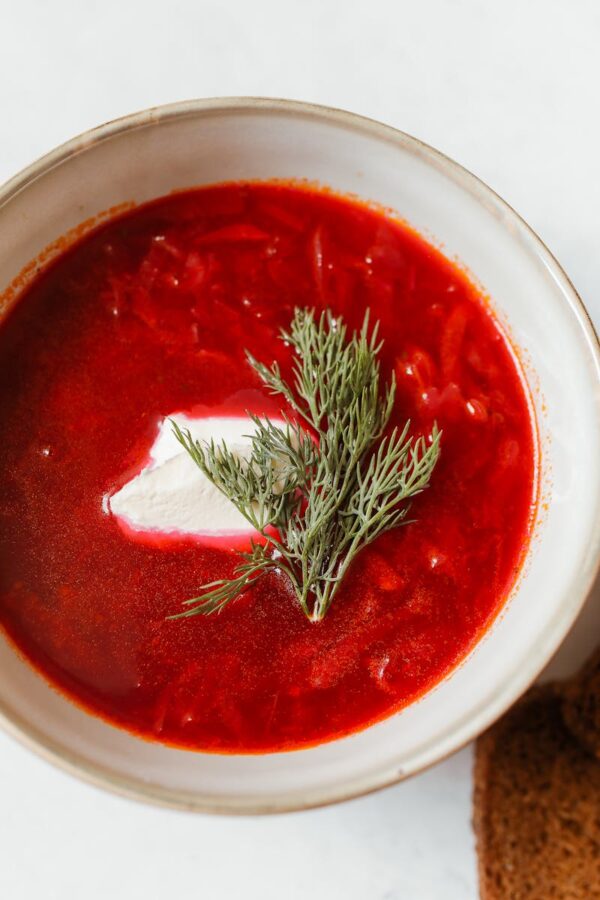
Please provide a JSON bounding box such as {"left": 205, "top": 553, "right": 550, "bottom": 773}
{"left": 1, "top": 96, "right": 600, "bottom": 815}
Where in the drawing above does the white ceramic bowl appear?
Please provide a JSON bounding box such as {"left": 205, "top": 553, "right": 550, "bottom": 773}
{"left": 1, "top": 98, "right": 599, "bottom": 814}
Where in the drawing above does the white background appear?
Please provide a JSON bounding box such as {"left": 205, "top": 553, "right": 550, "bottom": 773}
{"left": 1, "top": 1, "right": 599, "bottom": 897}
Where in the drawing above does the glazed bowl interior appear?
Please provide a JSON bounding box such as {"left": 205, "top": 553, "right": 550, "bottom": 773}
{"left": 0, "top": 99, "right": 599, "bottom": 813}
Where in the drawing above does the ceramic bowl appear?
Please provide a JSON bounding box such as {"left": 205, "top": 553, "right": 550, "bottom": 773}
{"left": 1, "top": 98, "right": 599, "bottom": 813}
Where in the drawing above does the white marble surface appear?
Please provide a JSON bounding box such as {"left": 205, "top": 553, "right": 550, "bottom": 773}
{"left": 1, "top": 1, "right": 599, "bottom": 897}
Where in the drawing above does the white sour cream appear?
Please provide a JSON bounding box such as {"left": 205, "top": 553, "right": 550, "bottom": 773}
{"left": 109, "top": 414, "right": 276, "bottom": 540}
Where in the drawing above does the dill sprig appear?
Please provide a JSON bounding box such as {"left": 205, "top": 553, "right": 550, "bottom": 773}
{"left": 170, "top": 308, "right": 441, "bottom": 622}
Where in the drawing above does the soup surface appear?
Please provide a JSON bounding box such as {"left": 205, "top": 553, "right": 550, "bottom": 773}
{"left": 0, "top": 183, "right": 535, "bottom": 752}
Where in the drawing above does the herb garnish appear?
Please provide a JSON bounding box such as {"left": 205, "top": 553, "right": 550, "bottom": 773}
{"left": 171, "top": 308, "right": 441, "bottom": 622}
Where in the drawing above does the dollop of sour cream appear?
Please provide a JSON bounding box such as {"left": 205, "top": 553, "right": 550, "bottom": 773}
{"left": 108, "top": 414, "right": 279, "bottom": 545}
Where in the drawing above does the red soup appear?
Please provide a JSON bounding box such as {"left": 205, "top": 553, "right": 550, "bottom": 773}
{"left": 0, "top": 183, "right": 536, "bottom": 752}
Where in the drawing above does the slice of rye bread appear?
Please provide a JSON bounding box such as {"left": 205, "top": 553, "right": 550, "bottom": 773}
{"left": 562, "top": 647, "right": 600, "bottom": 760}
{"left": 474, "top": 684, "right": 600, "bottom": 899}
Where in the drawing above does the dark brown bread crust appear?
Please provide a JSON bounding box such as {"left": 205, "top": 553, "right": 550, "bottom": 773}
{"left": 562, "top": 647, "right": 600, "bottom": 761}
{"left": 474, "top": 685, "right": 600, "bottom": 899}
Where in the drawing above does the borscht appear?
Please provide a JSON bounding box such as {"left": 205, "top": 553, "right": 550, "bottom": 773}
{"left": 0, "top": 183, "right": 536, "bottom": 752}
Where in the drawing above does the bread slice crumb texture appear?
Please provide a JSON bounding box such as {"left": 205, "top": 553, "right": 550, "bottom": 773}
{"left": 474, "top": 685, "right": 600, "bottom": 899}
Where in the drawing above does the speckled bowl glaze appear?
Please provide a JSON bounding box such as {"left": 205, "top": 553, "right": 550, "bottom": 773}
{"left": 0, "top": 98, "right": 599, "bottom": 813}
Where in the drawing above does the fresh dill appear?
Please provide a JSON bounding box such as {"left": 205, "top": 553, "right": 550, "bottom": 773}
{"left": 170, "top": 308, "right": 441, "bottom": 622}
